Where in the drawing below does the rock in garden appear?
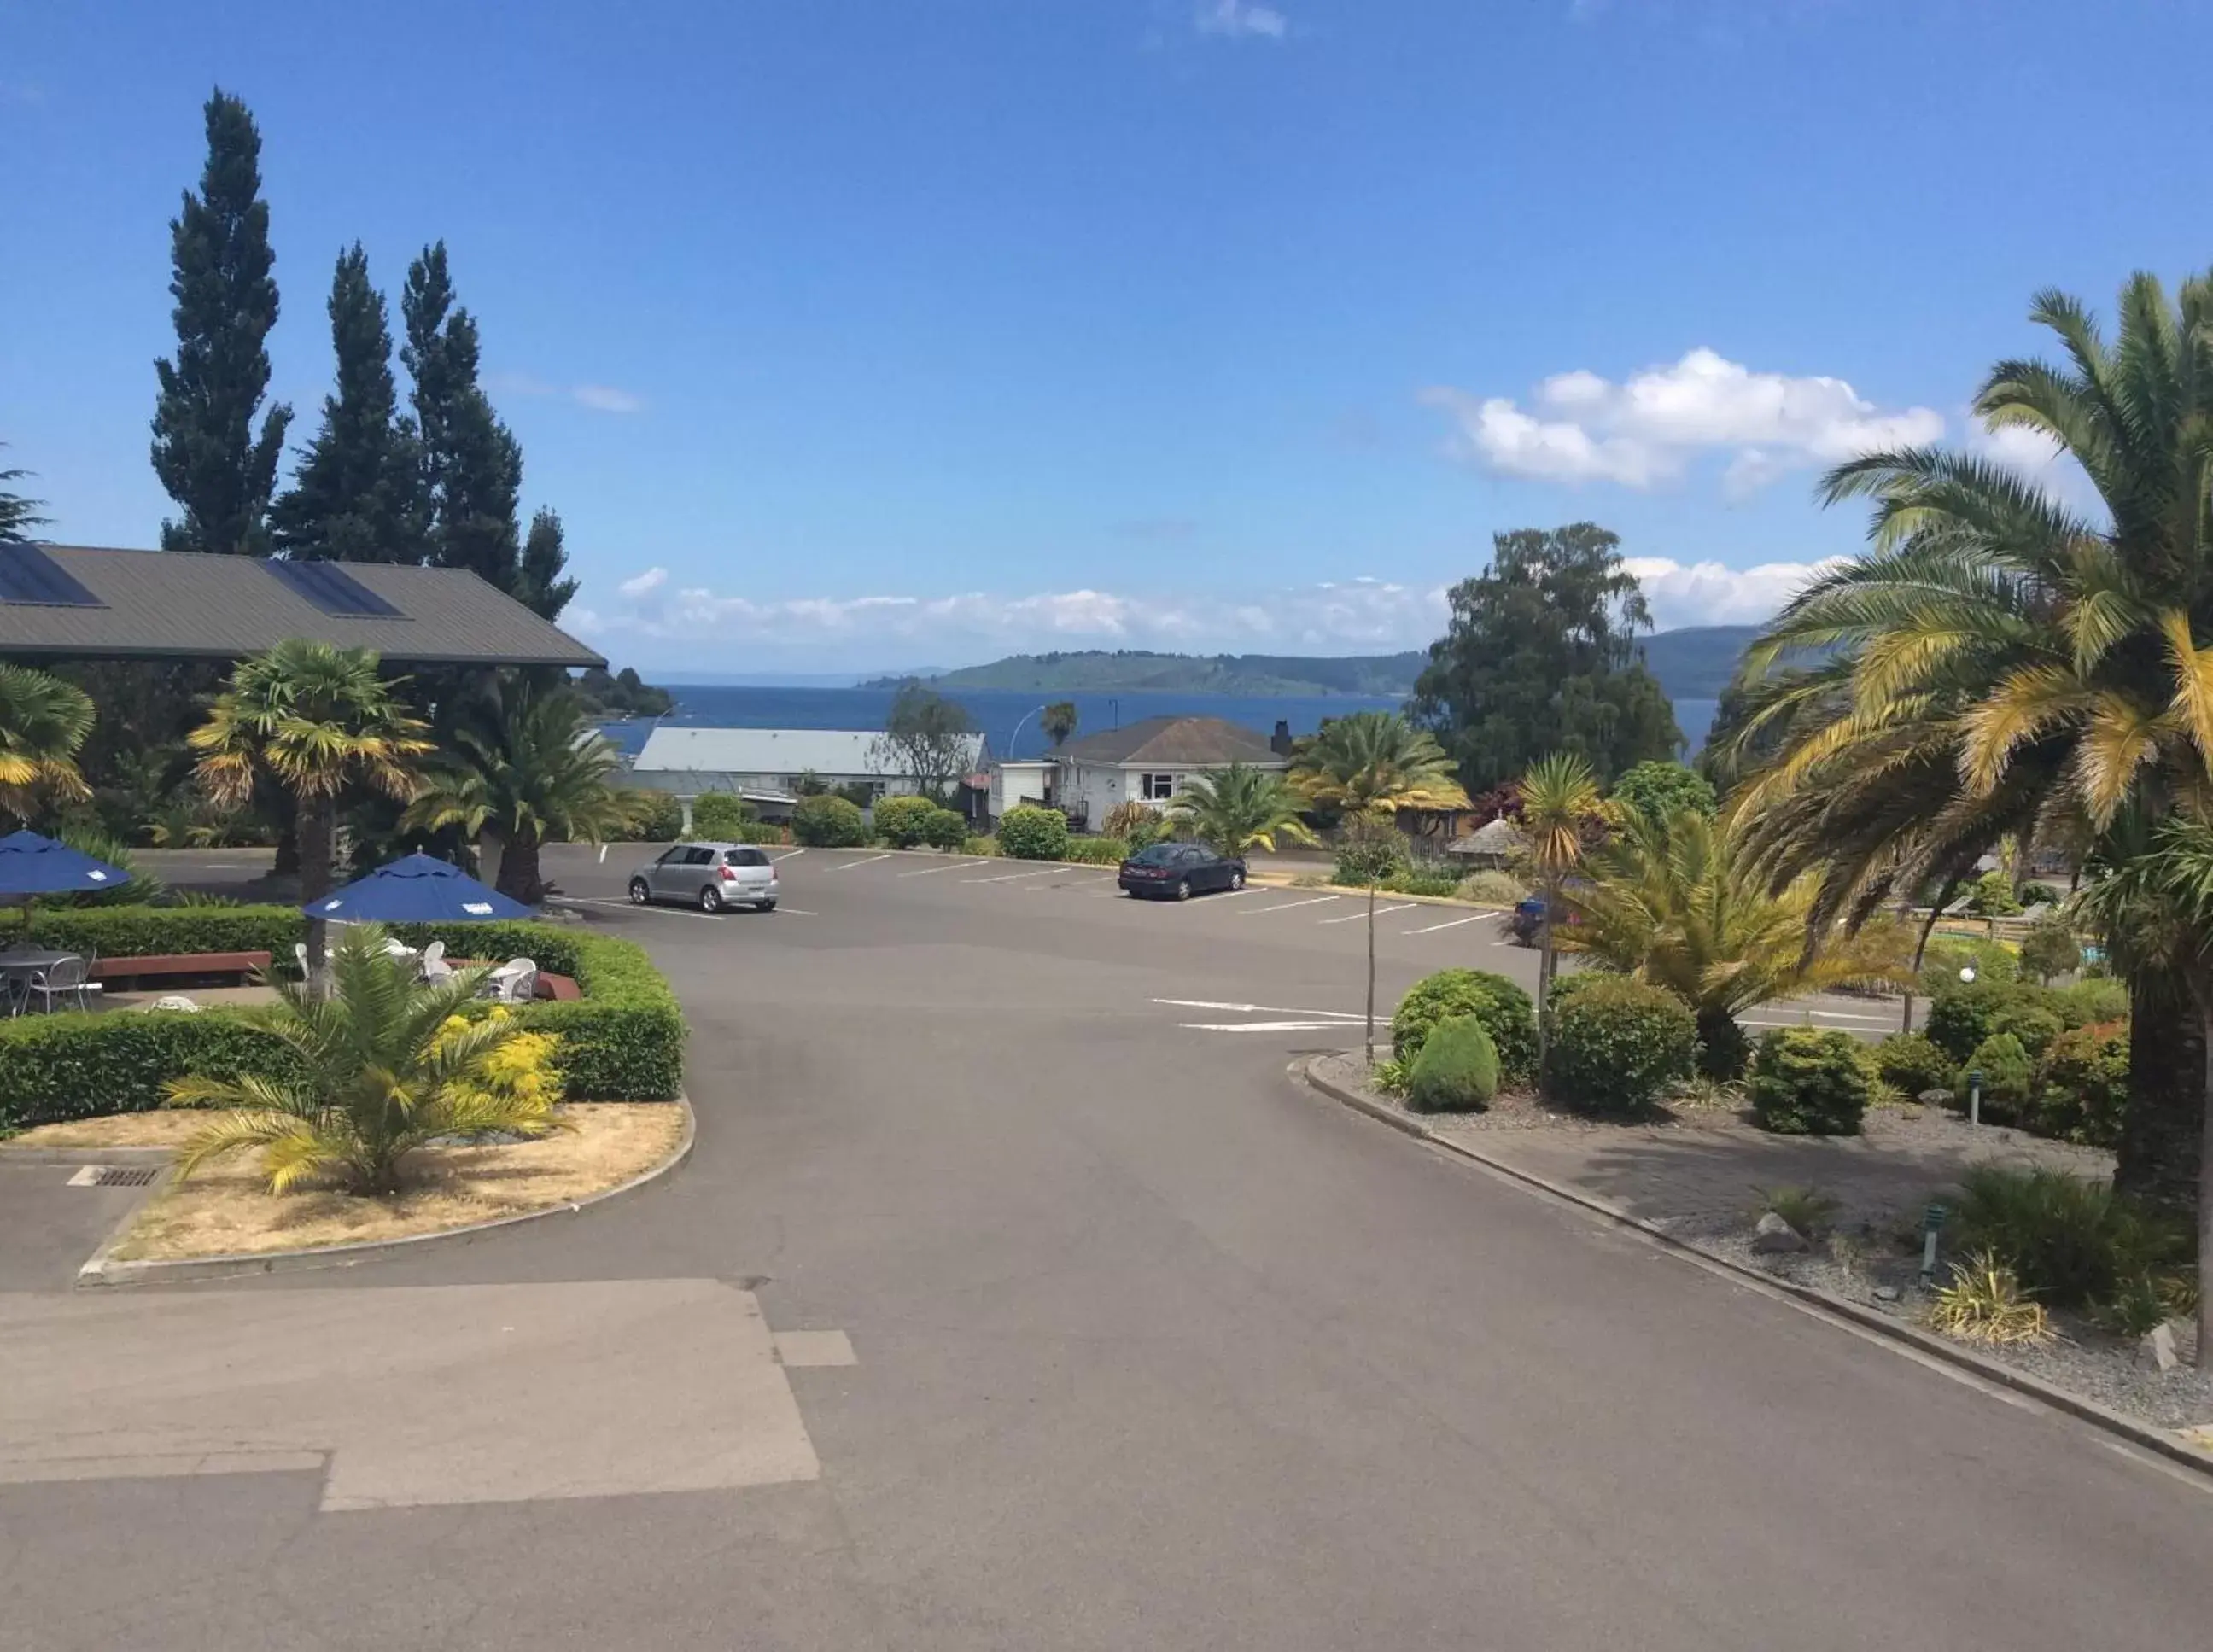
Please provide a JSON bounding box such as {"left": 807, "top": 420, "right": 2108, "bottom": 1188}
{"left": 1917, "top": 1089, "right": 1951, "bottom": 1108}
{"left": 2139, "top": 1323, "right": 2180, "bottom": 1373}
{"left": 1751, "top": 1211, "right": 1809, "bottom": 1254}
{"left": 1872, "top": 1286, "right": 1901, "bottom": 1304}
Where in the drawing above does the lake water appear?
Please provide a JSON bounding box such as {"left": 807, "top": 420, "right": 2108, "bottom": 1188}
{"left": 601, "top": 686, "right": 1723, "bottom": 762}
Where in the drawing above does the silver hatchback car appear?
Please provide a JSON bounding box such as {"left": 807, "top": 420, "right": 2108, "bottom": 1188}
{"left": 629, "top": 841, "right": 780, "bottom": 914}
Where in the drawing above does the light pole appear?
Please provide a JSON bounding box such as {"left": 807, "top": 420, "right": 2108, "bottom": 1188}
{"left": 1007, "top": 704, "right": 1048, "bottom": 762}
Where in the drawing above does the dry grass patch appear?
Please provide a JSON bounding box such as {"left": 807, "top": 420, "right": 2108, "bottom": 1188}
{"left": 7, "top": 1112, "right": 214, "bottom": 1150}
{"left": 107, "top": 1102, "right": 685, "bottom": 1262}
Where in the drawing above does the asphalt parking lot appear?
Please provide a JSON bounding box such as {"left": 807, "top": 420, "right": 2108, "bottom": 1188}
{"left": 4, "top": 844, "right": 2207, "bottom": 1652}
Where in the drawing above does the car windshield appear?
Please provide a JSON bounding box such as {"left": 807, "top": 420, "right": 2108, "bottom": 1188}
{"left": 1130, "top": 844, "right": 1181, "bottom": 866}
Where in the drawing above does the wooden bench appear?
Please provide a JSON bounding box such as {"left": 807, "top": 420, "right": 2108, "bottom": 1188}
{"left": 90, "top": 951, "right": 272, "bottom": 984}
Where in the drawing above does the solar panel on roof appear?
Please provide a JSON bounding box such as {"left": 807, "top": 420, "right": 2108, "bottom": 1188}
{"left": 261, "top": 559, "right": 407, "bottom": 619}
{"left": 0, "top": 544, "right": 106, "bottom": 608}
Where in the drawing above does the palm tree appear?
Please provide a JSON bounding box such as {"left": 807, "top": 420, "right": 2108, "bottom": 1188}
{"left": 1723, "top": 271, "right": 2213, "bottom": 1210}
{"left": 0, "top": 663, "right": 94, "bottom": 820}
{"left": 166, "top": 923, "right": 558, "bottom": 1194}
{"left": 1166, "top": 762, "right": 1317, "bottom": 858}
{"left": 191, "top": 639, "right": 430, "bottom": 967}
{"left": 1041, "top": 701, "right": 1079, "bottom": 749}
{"left": 1521, "top": 751, "right": 1602, "bottom": 1074}
{"left": 0, "top": 444, "right": 50, "bottom": 543}
{"left": 404, "top": 674, "right": 638, "bottom": 903}
{"left": 2071, "top": 816, "right": 2213, "bottom": 1364}
{"left": 1289, "top": 711, "right": 1469, "bottom": 1060}
{"left": 1559, "top": 808, "right": 1911, "bottom": 1077}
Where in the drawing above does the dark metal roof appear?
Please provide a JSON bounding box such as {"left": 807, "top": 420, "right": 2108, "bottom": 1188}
{"left": 0, "top": 546, "right": 604, "bottom": 668}
{"left": 1057, "top": 715, "right": 1282, "bottom": 768}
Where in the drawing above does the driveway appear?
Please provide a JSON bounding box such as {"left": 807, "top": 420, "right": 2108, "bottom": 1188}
{"left": 5, "top": 844, "right": 2206, "bottom": 1651}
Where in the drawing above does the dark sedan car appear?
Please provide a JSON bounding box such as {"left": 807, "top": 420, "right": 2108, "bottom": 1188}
{"left": 1118, "top": 841, "right": 1247, "bottom": 900}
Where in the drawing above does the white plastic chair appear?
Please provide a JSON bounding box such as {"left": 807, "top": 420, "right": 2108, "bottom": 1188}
{"left": 421, "top": 940, "right": 447, "bottom": 972}
{"left": 294, "top": 942, "right": 311, "bottom": 979}
{"left": 484, "top": 957, "right": 538, "bottom": 1004}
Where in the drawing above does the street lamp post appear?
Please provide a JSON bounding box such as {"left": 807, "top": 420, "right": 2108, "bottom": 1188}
{"left": 1007, "top": 704, "right": 1048, "bottom": 762}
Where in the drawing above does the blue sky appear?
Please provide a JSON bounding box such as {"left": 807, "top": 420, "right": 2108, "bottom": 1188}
{"left": 4, "top": 0, "right": 2208, "bottom": 673}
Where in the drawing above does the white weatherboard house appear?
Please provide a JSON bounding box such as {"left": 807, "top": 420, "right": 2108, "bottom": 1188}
{"left": 999, "top": 715, "right": 1288, "bottom": 827}
{"left": 630, "top": 727, "right": 989, "bottom": 812}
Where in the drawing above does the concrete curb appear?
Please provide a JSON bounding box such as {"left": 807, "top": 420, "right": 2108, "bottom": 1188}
{"left": 76, "top": 1096, "right": 698, "bottom": 1288}
{"left": 0, "top": 1145, "right": 178, "bottom": 1167}
{"left": 1296, "top": 1056, "right": 2213, "bottom": 1481}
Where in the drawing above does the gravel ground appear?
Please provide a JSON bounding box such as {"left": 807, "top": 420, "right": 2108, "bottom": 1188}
{"left": 1308, "top": 1051, "right": 2212, "bottom": 1438}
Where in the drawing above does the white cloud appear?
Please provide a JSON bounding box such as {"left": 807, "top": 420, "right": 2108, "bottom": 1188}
{"left": 1427, "top": 347, "right": 1943, "bottom": 495}
{"left": 618, "top": 566, "right": 669, "bottom": 598}
{"left": 488, "top": 371, "right": 646, "bottom": 415}
{"left": 1194, "top": 1, "right": 1288, "bottom": 41}
{"left": 1622, "top": 557, "right": 1842, "bottom": 628}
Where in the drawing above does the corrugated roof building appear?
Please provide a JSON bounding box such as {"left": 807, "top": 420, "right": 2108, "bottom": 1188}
{"left": 0, "top": 544, "right": 603, "bottom": 668}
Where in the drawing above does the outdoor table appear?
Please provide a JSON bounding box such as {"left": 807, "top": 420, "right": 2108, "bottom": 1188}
{"left": 0, "top": 950, "right": 85, "bottom": 1014}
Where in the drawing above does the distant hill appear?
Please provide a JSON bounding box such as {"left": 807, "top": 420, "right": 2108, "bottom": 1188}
{"left": 861, "top": 628, "right": 1762, "bottom": 702}
{"left": 862, "top": 650, "right": 1428, "bottom": 697}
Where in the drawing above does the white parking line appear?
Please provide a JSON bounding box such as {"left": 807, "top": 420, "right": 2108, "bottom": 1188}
{"left": 773, "top": 908, "right": 818, "bottom": 917}
{"left": 1153, "top": 998, "right": 1363, "bottom": 1020}
{"left": 899, "top": 859, "right": 993, "bottom": 877}
{"left": 771, "top": 849, "right": 807, "bottom": 862}
{"left": 554, "top": 896, "right": 723, "bottom": 923}
{"left": 1181, "top": 1020, "right": 1370, "bottom": 1033}
{"left": 1318, "top": 903, "right": 1417, "bottom": 925}
{"left": 829, "top": 853, "right": 894, "bottom": 871}
{"left": 969, "top": 867, "right": 1060, "bottom": 883}
{"left": 1403, "top": 914, "right": 1492, "bottom": 936}
{"left": 1234, "top": 895, "right": 1340, "bottom": 916}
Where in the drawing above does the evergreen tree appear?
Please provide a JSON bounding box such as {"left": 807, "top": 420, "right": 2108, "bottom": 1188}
{"left": 1410, "top": 523, "right": 1681, "bottom": 792}
{"left": 400, "top": 242, "right": 521, "bottom": 590}
{"left": 0, "top": 445, "right": 49, "bottom": 543}
{"left": 272, "top": 244, "right": 425, "bottom": 562}
{"left": 150, "top": 90, "right": 291, "bottom": 555}
{"left": 515, "top": 507, "right": 578, "bottom": 620}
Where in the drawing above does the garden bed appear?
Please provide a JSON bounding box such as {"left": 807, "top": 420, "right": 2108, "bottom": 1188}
{"left": 79, "top": 1102, "right": 686, "bottom": 1261}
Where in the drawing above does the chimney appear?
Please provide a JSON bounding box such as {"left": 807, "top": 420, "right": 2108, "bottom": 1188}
{"left": 1270, "top": 719, "right": 1293, "bottom": 757}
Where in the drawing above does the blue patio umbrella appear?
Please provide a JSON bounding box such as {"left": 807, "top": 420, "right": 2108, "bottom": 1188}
{"left": 303, "top": 853, "right": 534, "bottom": 924}
{"left": 0, "top": 829, "right": 130, "bottom": 896}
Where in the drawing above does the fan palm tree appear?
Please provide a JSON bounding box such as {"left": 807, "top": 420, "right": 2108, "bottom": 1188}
{"left": 191, "top": 639, "right": 431, "bottom": 968}
{"left": 1520, "top": 751, "right": 1603, "bottom": 1073}
{"left": 1722, "top": 270, "right": 2213, "bottom": 1208}
{"left": 166, "top": 923, "right": 558, "bottom": 1194}
{"left": 403, "top": 674, "right": 639, "bottom": 903}
{"left": 1289, "top": 711, "right": 1470, "bottom": 1061}
{"left": 1560, "top": 808, "right": 1912, "bottom": 1077}
{"left": 0, "top": 663, "right": 94, "bottom": 820}
{"left": 1166, "top": 762, "right": 1317, "bottom": 859}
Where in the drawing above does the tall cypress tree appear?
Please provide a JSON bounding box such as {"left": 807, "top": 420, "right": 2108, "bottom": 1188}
{"left": 400, "top": 242, "right": 521, "bottom": 590}
{"left": 271, "top": 244, "right": 425, "bottom": 562}
{"left": 150, "top": 90, "right": 291, "bottom": 555}
{"left": 516, "top": 508, "right": 579, "bottom": 620}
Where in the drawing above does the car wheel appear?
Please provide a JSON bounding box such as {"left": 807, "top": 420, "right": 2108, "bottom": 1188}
{"left": 628, "top": 878, "right": 651, "bottom": 906}
{"left": 756, "top": 899, "right": 777, "bottom": 912}
{"left": 699, "top": 884, "right": 724, "bottom": 914}
{"left": 1174, "top": 879, "right": 1193, "bottom": 902}
{"left": 1229, "top": 868, "right": 1245, "bottom": 891}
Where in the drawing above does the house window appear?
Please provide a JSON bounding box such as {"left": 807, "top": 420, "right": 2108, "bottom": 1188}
{"left": 1140, "top": 773, "right": 1177, "bottom": 801}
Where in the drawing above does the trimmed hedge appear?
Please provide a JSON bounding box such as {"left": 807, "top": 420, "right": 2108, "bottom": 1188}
{"left": 873, "top": 794, "right": 938, "bottom": 849}
{"left": 1546, "top": 975, "right": 1696, "bottom": 1116}
{"left": 691, "top": 791, "right": 755, "bottom": 840}
{"left": 922, "top": 808, "right": 970, "bottom": 850}
{"left": 792, "top": 794, "right": 868, "bottom": 847}
{"left": 27, "top": 902, "right": 303, "bottom": 960}
{"left": 0, "top": 914, "right": 686, "bottom": 1130}
{"left": 1748, "top": 1028, "right": 1870, "bottom": 1136}
{"left": 1873, "top": 1031, "right": 1954, "bottom": 1097}
{"left": 1405, "top": 1014, "right": 1499, "bottom": 1113}
{"left": 1391, "top": 968, "right": 1538, "bottom": 1083}
{"left": 997, "top": 806, "right": 1071, "bottom": 861}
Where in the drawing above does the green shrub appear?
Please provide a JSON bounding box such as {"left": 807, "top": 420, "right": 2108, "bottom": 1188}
{"left": 1924, "top": 978, "right": 2031, "bottom": 1062}
{"left": 872, "top": 794, "right": 938, "bottom": 848}
{"left": 2030, "top": 1019, "right": 2129, "bottom": 1148}
{"left": 689, "top": 791, "right": 756, "bottom": 841}
{"left": 1965, "top": 868, "right": 2023, "bottom": 918}
{"left": 2017, "top": 913, "right": 2082, "bottom": 984}
{"left": 1748, "top": 1029, "right": 1871, "bottom": 1136}
{"left": 1919, "top": 935, "right": 2017, "bottom": 993}
{"left": 961, "top": 835, "right": 1001, "bottom": 857}
{"left": 1405, "top": 1015, "right": 1499, "bottom": 1113}
{"left": 996, "top": 805, "right": 1070, "bottom": 861}
{"left": 1060, "top": 836, "right": 1130, "bottom": 866}
{"left": 1754, "top": 1183, "right": 1840, "bottom": 1236}
{"left": 1391, "top": 968, "right": 1538, "bottom": 1083}
{"left": 1956, "top": 1032, "right": 2034, "bottom": 1119}
{"left": 1986, "top": 997, "right": 2064, "bottom": 1060}
{"left": 736, "top": 820, "right": 788, "bottom": 845}
{"left": 621, "top": 791, "right": 685, "bottom": 842}
{"left": 1951, "top": 1165, "right": 2188, "bottom": 1309}
{"left": 791, "top": 793, "right": 868, "bottom": 847}
{"left": 26, "top": 902, "right": 303, "bottom": 960}
{"left": 1382, "top": 870, "right": 1461, "bottom": 898}
{"left": 1546, "top": 976, "right": 1696, "bottom": 1116}
{"left": 1873, "top": 1032, "right": 1954, "bottom": 1097}
{"left": 0, "top": 1011, "right": 305, "bottom": 1133}
{"left": 1456, "top": 869, "right": 1527, "bottom": 906}
{"left": 1334, "top": 819, "right": 1408, "bottom": 886}
{"left": 922, "top": 808, "right": 970, "bottom": 850}
{"left": 2050, "top": 977, "right": 2128, "bottom": 1027}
